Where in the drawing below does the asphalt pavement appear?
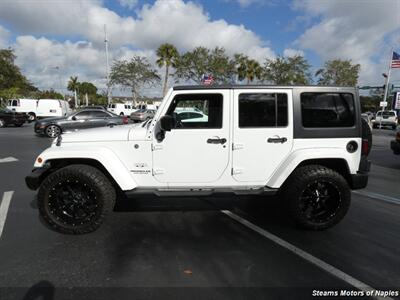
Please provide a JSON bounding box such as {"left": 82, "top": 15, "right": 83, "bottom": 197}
{"left": 0, "top": 124, "right": 399, "bottom": 300}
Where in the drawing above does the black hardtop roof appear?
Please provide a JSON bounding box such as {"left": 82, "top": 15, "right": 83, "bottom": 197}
{"left": 173, "top": 84, "right": 357, "bottom": 92}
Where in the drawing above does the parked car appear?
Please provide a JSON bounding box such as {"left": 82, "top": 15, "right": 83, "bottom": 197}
{"left": 26, "top": 85, "right": 371, "bottom": 234}
{"left": 390, "top": 127, "right": 400, "bottom": 155}
{"left": 107, "top": 103, "right": 134, "bottom": 116}
{"left": 130, "top": 109, "right": 156, "bottom": 122}
{"left": 372, "top": 110, "right": 398, "bottom": 129}
{"left": 80, "top": 105, "right": 106, "bottom": 110}
{"left": 0, "top": 108, "right": 28, "bottom": 127}
{"left": 34, "top": 109, "right": 129, "bottom": 138}
{"left": 361, "top": 113, "right": 372, "bottom": 130}
{"left": 36, "top": 99, "right": 71, "bottom": 119}
{"left": 176, "top": 109, "right": 208, "bottom": 123}
{"left": 6, "top": 98, "right": 38, "bottom": 121}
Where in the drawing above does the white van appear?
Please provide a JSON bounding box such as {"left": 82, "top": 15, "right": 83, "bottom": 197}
{"left": 7, "top": 99, "right": 38, "bottom": 121}
{"left": 36, "top": 99, "right": 69, "bottom": 118}
{"left": 107, "top": 103, "right": 134, "bottom": 116}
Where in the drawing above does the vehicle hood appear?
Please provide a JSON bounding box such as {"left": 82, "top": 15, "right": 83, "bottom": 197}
{"left": 61, "top": 124, "right": 136, "bottom": 143}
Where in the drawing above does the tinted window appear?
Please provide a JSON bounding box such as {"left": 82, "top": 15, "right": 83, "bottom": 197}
{"left": 239, "top": 93, "right": 288, "bottom": 128}
{"left": 301, "top": 93, "right": 355, "bottom": 127}
{"left": 167, "top": 94, "right": 222, "bottom": 129}
{"left": 74, "top": 111, "right": 91, "bottom": 119}
{"left": 89, "top": 111, "right": 109, "bottom": 118}
{"left": 12, "top": 100, "right": 18, "bottom": 106}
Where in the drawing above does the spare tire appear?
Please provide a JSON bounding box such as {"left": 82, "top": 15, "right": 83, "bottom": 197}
{"left": 361, "top": 118, "right": 372, "bottom": 156}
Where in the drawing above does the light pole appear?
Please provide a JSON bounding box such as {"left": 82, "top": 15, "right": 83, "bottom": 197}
{"left": 54, "top": 66, "right": 64, "bottom": 100}
{"left": 104, "top": 24, "right": 111, "bottom": 105}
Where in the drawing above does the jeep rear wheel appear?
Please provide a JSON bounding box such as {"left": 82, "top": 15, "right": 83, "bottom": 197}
{"left": 37, "top": 164, "right": 116, "bottom": 234}
{"left": 282, "top": 165, "right": 351, "bottom": 230}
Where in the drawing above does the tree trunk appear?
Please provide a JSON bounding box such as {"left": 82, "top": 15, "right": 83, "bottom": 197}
{"left": 74, "top": 90, "right": 78, "bottom": 108}
{"left": 163, "top": 65, "right": 169, "bottom": 97}
{"left": 85, "top": 93, "right": 88, "bottom": 106}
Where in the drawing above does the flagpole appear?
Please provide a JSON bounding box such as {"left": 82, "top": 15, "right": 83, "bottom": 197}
{"left": 383, "top": 48, "right": 393, "bottom": 109}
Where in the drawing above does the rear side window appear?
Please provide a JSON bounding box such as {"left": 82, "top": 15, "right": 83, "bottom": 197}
{"left": 301, "top": 93, "right": 355, "bottom": 128}
{"left": 239, "top": 93, "right": 288, "bottom": 128}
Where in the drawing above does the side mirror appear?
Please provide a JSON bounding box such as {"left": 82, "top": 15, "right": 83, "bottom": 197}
{"left": 160, "top": 115, "right": 175, "bottom": 132}
{"left": 71, "top": 116, "right": 77, "bottom": 121}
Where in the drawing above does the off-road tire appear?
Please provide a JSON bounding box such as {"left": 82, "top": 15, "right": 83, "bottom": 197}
{"left": 281, "top": 165, "right": 351, "bottom": 231}
{"left": 37, "top": 164, "right": 116, "bottom": 234}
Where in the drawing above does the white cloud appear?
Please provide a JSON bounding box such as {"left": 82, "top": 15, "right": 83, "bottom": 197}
{"left": 13, "top": 36, "right": 159, "bottom": 96}
{"left": 0, "top": 0, "right": 274, "bottom": 58}
{"left": 0, "top": 0, "right": 275, "bottom": 95}
{"left": 0, "top": 25, "right": 10, "bottom": 48}
{"left": 118, "top": 0, "right": 138, "bottom": 10}
{"left": 294, "top": 0, "right": 400, "bottom": 84}
{"left": 283, "top": 48, "right": 304, "bottom": 57}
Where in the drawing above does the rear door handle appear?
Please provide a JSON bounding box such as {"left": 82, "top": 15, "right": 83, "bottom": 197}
{"left": 267, "top": 137, "right": 287, "bottom": 143}
{"left": 207, "top": 138, "right": 227, "bottom": 144}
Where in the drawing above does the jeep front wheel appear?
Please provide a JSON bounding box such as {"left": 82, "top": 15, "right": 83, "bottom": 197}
{"left": 37, "top": 164, "right": 116, "bottom": 234}
{"left": 282, "top": 165, "right": 351, "bottom": 230}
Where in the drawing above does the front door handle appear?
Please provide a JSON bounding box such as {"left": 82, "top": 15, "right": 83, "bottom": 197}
{"left": 267, "top": 137, "right": 287, "bottom": 143}
{"left": 207, "top": 138, "right": 227, "bottom": 144}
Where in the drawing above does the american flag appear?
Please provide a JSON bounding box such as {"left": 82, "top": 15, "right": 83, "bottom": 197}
{"left": 202, "top": 75, "right": 214, "bottom": 85}
{"left": 391, "top": 51, "right": 400, "bottom": 68}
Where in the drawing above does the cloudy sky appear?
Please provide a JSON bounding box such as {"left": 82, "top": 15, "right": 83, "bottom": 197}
{"left": 0, "top": 0, "right": 399, "bottom": 97}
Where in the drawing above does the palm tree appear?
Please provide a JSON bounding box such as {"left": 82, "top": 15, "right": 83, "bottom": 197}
{"left": 156, "top": 43, "right": 179, "bottom": 96}
{"left": 67, "top": 76, "right": 79, "bottom": 107}
{"left": 245, "top": 59, "right": 262, "bottom": 84}
{"left": 234, "top": 55, "right": 262, "bottom": 84}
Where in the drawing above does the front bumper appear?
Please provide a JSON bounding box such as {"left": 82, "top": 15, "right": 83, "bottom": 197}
{"left": 25, "top": 168, "right": 49, "bottom": 190}
{"left": 34, "top": 123, "right": 46, "bottom": 135}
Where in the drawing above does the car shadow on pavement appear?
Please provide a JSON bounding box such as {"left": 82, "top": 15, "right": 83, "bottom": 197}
{"left": 22, "top": 280, "right": 55, "bottom": 300}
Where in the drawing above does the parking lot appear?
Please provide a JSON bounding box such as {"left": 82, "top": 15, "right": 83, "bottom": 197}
{"left": 0, "top": 124, "right": 399, "bottom": 300}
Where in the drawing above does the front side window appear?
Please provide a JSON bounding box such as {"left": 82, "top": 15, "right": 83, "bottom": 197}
{"left": 301, "top": 93, "right": 355, "bottom": 128}
{"left": 239, "top": 93, "right": 288, "bottom": 128}
{"left": 74, "top": 111, "right": 91, "bottom": 120}
{"left": 89, "top": 111, "right": 109, "bottom": 118}
{"left": 166, "top": 94, "right": 223, "bottom": 129}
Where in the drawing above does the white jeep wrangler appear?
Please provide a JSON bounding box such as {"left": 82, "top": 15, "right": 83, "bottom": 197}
{"left": 26, "top": 85, "right": 371, "bottom": 234}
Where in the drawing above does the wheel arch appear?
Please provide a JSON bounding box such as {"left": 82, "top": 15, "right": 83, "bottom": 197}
{"left": 295, "top": 158, "right": 351, "bottom": 184}
{"left": 46, "top": 158, "right": 124, "bottom": 193}
{"left": 34, "top": 149, "right": 137, "bottom": 191}
{"left": 267, "top": 149, "right": 354, "bottom": 189}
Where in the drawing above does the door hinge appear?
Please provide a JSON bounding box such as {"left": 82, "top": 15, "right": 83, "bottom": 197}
{"left": 152, "top": 144, "right": 163, "bottom": 151}
{"left": 232, "top": 168, "right": 244, "bottom": 175}
{"left": 232, "top": 143, "right": 244, "bottom": 150}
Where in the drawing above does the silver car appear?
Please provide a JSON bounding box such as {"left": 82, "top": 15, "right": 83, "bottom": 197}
{"left": 130, "top": 109, "right": 156, "bottom": 122}
{"left": 35, "top": 109, "right": 129, "bottom": 138}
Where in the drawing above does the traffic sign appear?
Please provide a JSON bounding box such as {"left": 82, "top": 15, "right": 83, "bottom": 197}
{"left": 380, "top": 101, "right": 388, "bottom": 107}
